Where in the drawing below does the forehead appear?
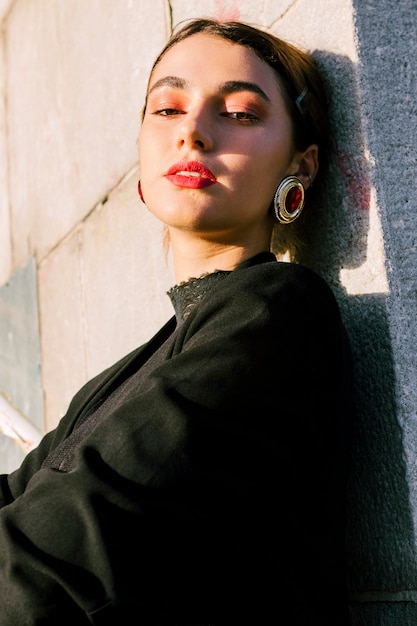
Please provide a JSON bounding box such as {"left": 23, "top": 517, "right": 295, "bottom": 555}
{"left": 149, "top": 33, "right": 283, "bottom": 99}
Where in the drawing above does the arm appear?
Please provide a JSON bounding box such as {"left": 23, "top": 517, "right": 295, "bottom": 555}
{"left": 0, "top": 324, "right": 175, "bottom": 508}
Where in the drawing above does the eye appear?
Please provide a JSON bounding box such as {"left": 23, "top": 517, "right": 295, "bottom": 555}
{"left": 221, "top": 109, "right": 260, "bottom": 124}
{"left": 153, "top": 108, "right": 183, "bottom": 116}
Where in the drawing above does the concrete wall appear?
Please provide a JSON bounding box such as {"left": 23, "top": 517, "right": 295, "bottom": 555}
{"left": 0, "top": 0, "right": 416, "bottom": 623}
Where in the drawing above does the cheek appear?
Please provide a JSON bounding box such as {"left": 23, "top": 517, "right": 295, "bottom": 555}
{"left": 263, "top": 144, "right": 295, "bottom": 188}
{"left": 138, "top": 127, "right": 150, "bottom": 164}
{"left": 238, "top": 145, "right": 289, "bottom": 195}
{"left": 138, "top": 120, "right": 157, "bottom": 159}
{"left": 138, "top": 131, "right": 158, "bottom": 187}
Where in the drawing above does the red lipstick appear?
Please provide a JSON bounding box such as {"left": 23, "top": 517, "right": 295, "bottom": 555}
{"left": 165, "top": 160, "right": 217, "bottom": 189}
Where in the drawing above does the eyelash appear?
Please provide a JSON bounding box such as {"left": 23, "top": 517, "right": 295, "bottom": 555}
{"left": 154, "top": 108, "right": 181, "bottom": 116}
{"left": 152, "top": 108, "right": 260, "bottom": 124}
{"left": 222, "top": 111, "right": 260, "bottom": 124}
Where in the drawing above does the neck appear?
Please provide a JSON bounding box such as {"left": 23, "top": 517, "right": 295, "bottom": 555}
{"left": 169, "top": 229, "right": 271, "bottom": 283}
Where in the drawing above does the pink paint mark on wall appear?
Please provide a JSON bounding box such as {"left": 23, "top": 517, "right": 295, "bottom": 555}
{"left": 337, "top": 150, "right": 371, "bottom": 211}
{"left": 214, "top": 0, "right": 240, "bottom": 21}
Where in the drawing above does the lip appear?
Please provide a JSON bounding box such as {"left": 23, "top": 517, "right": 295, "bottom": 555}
{"left": 165, "top": 160, "right": 217, "bottom": 189}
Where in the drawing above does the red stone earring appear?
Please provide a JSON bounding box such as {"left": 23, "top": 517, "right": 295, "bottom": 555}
{"left": 138, "top": 180, "right": 145, "bottom": 203}
{"left": 273, "top": 175, "right": 305, "bottom": 224}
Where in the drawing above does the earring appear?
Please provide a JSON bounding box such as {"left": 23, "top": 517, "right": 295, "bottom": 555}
{"left": 138, "top": 180, "right": 145, "bottom": 203}
{"left": 273, "top": 175, "right": 305, "bottom": 224}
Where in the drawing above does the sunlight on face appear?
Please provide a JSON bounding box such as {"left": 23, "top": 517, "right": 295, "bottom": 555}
{"left": 139, "top": 33, "right": 299, "bottom": 246}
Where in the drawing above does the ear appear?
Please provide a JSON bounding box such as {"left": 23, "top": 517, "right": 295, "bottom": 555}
{"left": 290, "top": 144, "right": 319, "bottom": 190}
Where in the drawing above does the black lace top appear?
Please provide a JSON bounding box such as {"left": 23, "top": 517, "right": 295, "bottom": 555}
{"left": 167, "top": 270, "right": 231, "bottom": 321}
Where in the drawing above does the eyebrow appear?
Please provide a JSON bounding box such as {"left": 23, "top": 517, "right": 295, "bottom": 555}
{"left": 148, "top": 76, "right": 271, "bottom": 102}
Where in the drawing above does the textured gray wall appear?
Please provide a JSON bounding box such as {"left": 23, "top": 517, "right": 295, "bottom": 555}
{"left": 347, "top": 1, "right": 417, "bottom": 623}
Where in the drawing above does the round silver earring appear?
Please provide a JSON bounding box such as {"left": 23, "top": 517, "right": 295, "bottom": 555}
{"left": 273, "top": 175, "right": 305, "bottom": 224}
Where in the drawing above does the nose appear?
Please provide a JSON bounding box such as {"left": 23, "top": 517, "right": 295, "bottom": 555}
{"left": 176, "top": 109, "right": 214, "bottom": 152}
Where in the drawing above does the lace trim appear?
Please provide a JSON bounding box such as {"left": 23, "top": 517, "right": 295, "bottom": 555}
{"left": 167, "top": 270, "right": 230, "bottom": 320}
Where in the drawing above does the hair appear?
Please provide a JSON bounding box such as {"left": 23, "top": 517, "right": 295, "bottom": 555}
{"left": 144, "top": 18, "right": 330, "bottom": 259}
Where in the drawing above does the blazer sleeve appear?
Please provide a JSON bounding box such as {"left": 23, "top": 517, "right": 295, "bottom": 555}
{"left": 0, "top": 263, "right": 351, "bottom": 624}
{"left": 0, "top": 323, "right": 177, "bottom": 509}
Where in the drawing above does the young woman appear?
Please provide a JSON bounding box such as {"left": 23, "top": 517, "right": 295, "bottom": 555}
{"left": 0, "top": 19, "right": 352, "bottom": 625}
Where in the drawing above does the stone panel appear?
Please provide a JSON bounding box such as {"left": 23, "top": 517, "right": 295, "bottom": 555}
{"left": 38, "top": 226, "right": 87, "bottom": 431}
{"left": 39, "top": 165, "right": 174, "bottom": 432}
{"left": 0, "top": 256, "right": 42, "bottom": 472}
{"left": 0, "top": 0, "right": 13, "bottom": 24}
{"left": 0, "top": 31, "right": 11, "bottom": 286}
{"left": 6, "top": 0, "right": 168, "bottom": 266}
{"left": 80, "top": 166, "right": 174, "bottom": 384}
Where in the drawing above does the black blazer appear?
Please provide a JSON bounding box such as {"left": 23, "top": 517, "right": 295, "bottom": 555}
{"left": 0, "top": 253, "right": 352, "bottom": 625}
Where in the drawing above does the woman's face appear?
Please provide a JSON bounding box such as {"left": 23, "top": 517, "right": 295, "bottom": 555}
{"left": 139, "top": 33, "right": 301, "bottom": 245}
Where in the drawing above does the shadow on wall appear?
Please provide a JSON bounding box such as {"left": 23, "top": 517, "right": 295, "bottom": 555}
{"left": 297, "top": 51, "right": 417, "bottom": 615}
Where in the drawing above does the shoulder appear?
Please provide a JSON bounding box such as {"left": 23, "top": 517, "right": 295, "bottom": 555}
{"left": 234, "top": 259, "right": 335, "bottom": 297}
{"left": 177, "top": 260, "right": 345, "bottom": 362}
{"left": 202, "top": 260, "right": 341, "bottom": 322}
